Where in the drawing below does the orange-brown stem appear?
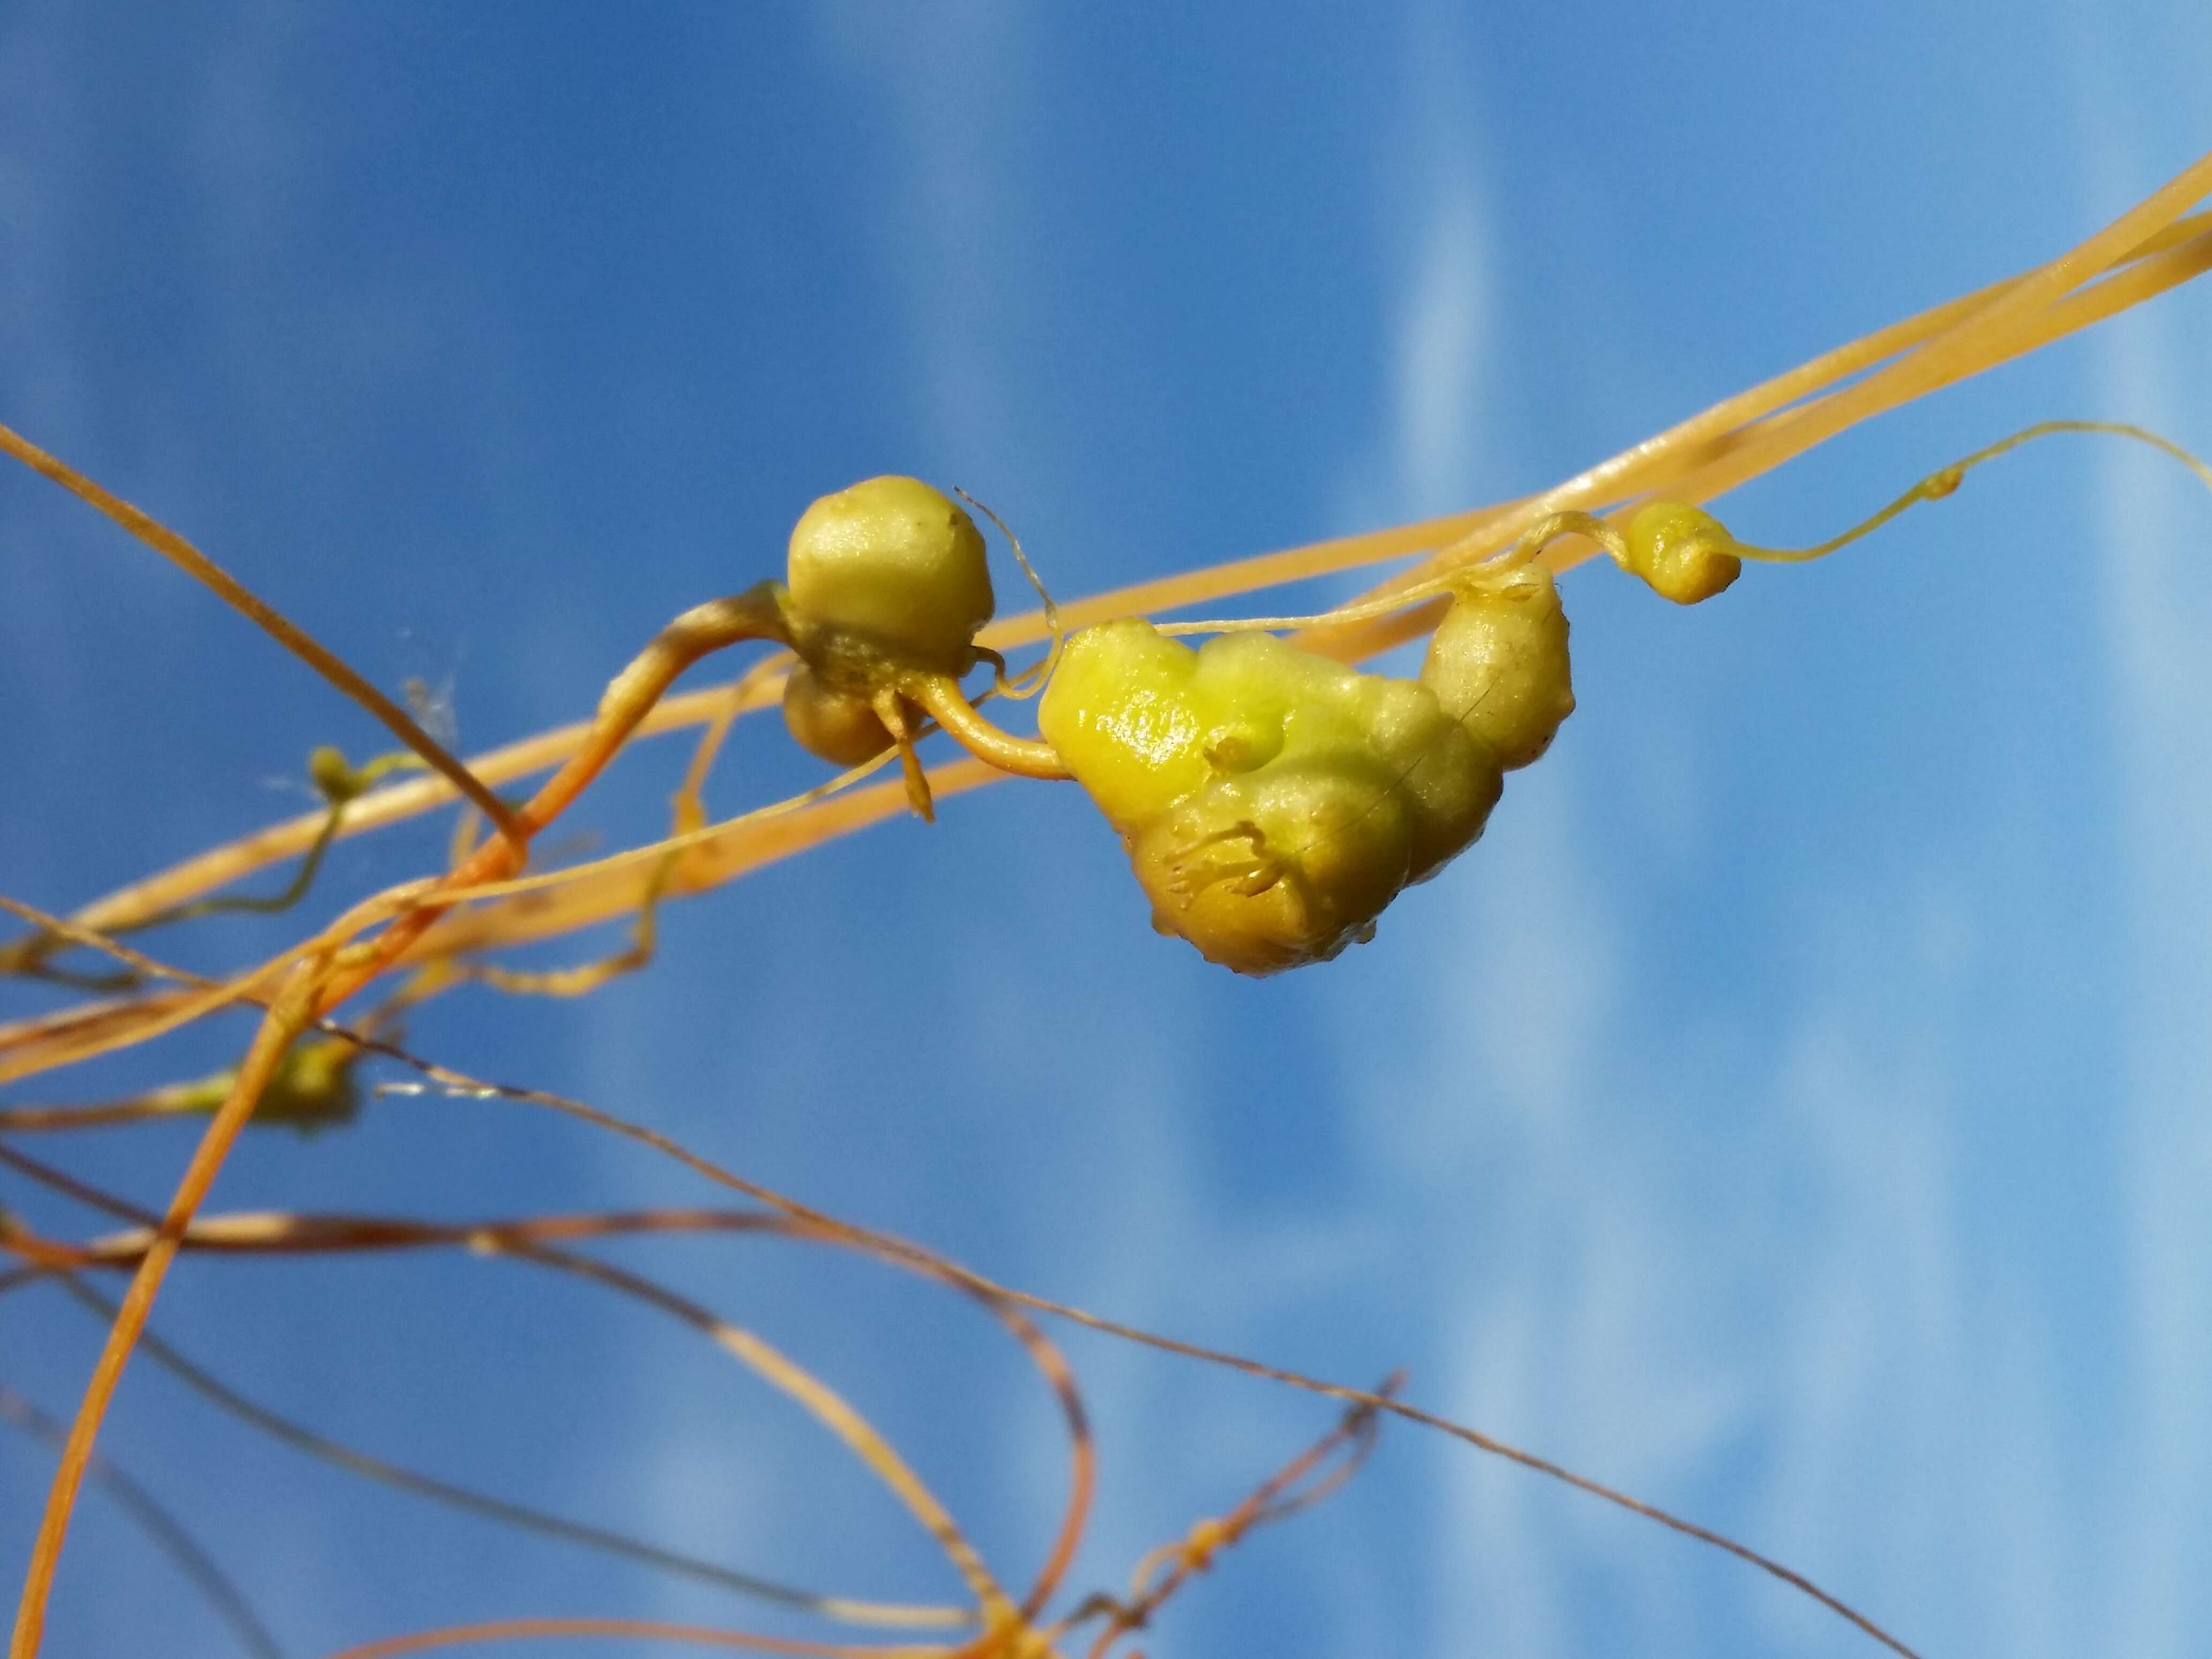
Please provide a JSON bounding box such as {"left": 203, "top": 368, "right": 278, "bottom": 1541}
{"left": 310, "top": 587, "right": 789, "bottom": 1015}
{"left": 900, "top": 677, "right": 1072, "bottom": 781}
{"left": 8, "top": 956, "right": 326, "bottom": 1659}
{"left": 871, "top": 690, "right": 937, "bottom": 822}
{"left": 0, "top": 420, "right": 523, "bottom": 852}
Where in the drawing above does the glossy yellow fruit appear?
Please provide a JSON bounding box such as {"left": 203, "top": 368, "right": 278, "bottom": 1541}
{"left": 1419, "top": 564, "right": 1576, "bottom": 771}
{"left": 781, "top": 661, "right": 894, "bottom": 766}
{"left": 786, "top": 475, "right": 994, "bottom": 674}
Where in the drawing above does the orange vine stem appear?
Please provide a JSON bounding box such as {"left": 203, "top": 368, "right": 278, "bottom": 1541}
{"left": 7, "top": 953, "right": 329, "bottom": 1659}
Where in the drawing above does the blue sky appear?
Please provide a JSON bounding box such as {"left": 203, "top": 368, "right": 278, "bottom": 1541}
{"left": 3, "top": 5, "right": 2212, "bottom": 1658}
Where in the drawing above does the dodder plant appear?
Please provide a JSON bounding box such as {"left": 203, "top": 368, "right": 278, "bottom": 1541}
{"left": 5, "top": 148, "right": 2212, "bottom": 1659}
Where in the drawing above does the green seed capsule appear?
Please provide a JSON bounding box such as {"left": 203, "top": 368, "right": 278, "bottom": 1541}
{"left": 166, "top": 1035, "right": 361, "bottom": 1135}
{"left": 1040, "top": 621, "right": 1501, "bottom": 975}
{"left": 781, "top": 661, "right": 894, "bottom": 766}
{"left": 1621, "top": 500, "right": 1743, "bottom": 604}
{"left": 786, "top": 475, "right": 995, "bottom": 674}
{"left": 1419, "top": 564, "right": 1575, "bottom": 771}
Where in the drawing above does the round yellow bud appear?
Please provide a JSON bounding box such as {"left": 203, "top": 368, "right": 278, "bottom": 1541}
{"left": 781, "top": 661, "right": 894, "bottom": 766}
{"left": 786, "top": 476, "right": 994, "bottom": 672}
{"left": 1420, "top": 565, "right": 1576, "bottom": 771}
{"left": 1623, "top": 500, "right": 1743, "bottom": 604}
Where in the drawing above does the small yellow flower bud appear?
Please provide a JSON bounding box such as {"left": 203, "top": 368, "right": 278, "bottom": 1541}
{"left": 1622, "top": 500, "right": 1743, "bottom": 604}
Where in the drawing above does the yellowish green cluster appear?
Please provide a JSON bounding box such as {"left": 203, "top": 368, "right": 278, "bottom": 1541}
{"left": 1039, "top": 561, "right": 1587, "bottom": 975}
{"left": 1040, "top": 622, "right": 1499, "bottom": 974}
{"left": 763, "top": 476, "right": 1755, "bottom": 973}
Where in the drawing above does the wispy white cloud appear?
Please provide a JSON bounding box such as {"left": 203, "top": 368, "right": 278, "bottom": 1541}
{"left": 812, "top": 0, "right": 1037, "bottom": 483}
{"left": 1392, "top": 190, "right": 1494, "bottom": 521}
{"left": 1334, "top": 3, "right": 1499, "bottom": 534}
{"left": 1747, "top": 1000, "right": 1968, "bottom": 1645}
{"left": 2089, "top": 241, "right": 2212, "bottom": 1659}
{"left": 2062, "top": 17, "right": 2212, "bottom": 1649}
{"left": 183, "top": 0, "right": 308, "bottom": 292}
